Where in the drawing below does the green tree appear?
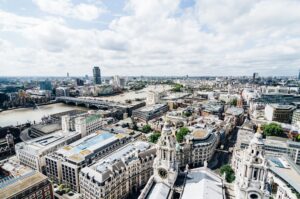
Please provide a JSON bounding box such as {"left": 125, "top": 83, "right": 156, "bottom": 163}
{"left": 262, "top": 123, "right": 285, "bottom": 137}
{"left": 220, "top": 164, "right": 235, "bottom": 183}
{"left": 176, "top": 127, "right": 190, "bottom": 143}
{"left": 229, "top": 98, "right": 237, "bottom": 106}
{"left": 172, "top": 83, "right": 183, "bottom": 92}
{"left": 142, "top": 124, "right": 152, "bottom": 133}
{"left": 295, "top": 134, "right": 300, "bottom": 142}
{"left": 149, "top": 131, "right": 161, "bottom": 143}
{"left": 183, "top": 111, "right": 192, "bottom": 117}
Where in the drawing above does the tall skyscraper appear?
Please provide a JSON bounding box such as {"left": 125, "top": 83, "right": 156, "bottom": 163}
{"left": 298, "top": 69, "right": 300, "bottom": 80}
{"left": 253, "top": 72, "right": 259, "bottom": 82}
{"left": 93, "top": 66, "right": 101, "bottom": 85}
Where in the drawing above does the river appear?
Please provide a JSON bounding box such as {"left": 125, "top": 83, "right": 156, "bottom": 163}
{"left": 0, "top": 103, "right": 88, "bottom": 127}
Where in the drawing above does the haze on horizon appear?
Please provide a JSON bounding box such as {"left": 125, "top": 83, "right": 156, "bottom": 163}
{"left": 1, "top": 0, "right": 300, "bottom": 77}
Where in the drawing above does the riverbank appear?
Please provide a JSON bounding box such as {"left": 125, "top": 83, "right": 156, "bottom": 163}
{"left": 0, "top": 103, "right": 88, "bottom": 127}
{"left": 0, "top": 101, "right": 58, "bottom": 113}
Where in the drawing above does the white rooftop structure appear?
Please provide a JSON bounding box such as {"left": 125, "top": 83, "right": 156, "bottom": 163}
{"left": 181, "top": 167, "right": 225, "bottom": 199}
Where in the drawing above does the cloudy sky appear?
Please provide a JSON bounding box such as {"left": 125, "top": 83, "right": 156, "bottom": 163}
{"left": 1, "top": 0, "right": 300, "bottom": 77}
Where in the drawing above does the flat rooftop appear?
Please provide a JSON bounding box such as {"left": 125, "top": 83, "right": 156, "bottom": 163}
{"left": 16, "top": 130, "right": 80, "bottom": 153}
{"left": 0, "top": 171, "right": 48, "bottom": 199}
{"left": 138, "top": 103, "right": 167, "bottom": 112}
{"left": 225, "top": 107, "right": 244, "bottom": 116}
{"left": 31, "top": 123, "right": 61, "bottom": 134}
{"left": 56, "top": 131, "right": 125, "bottom": 163}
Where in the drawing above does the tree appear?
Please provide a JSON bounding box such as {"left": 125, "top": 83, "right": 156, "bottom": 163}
{"left": 262, "top": 123, "right": 285, "bottom": 137}
{"left": 220, "top": 164, "right": 235, "bottom": 183}
{"left": 176, "top": 127, "right": 190, "bottom": 143}
{"left": 229, "top": 98, "right": 237, "bottom": 106}
{"left": 142, "top": 124, "right": 152, "bottom": 133}
{"left": 183, "top": 111, "right": 192, "bottom": 117}
{"left": 149, "top": 131, "right": 161, "bottom": 143}
{"left": 295, "top": 134, "right": 300, "bottom": 142}
{"left": 172, "top": 83, "right": 183, "bottom": 92}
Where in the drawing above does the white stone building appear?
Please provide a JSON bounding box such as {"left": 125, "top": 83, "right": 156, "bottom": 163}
{"left": 79, "top": 141, "right": 156, "bottom": 199}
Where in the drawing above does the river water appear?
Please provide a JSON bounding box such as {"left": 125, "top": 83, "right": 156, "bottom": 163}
{"left": 0, "top": 103, "right": 88, "bottom": 127}
{"left": 0, "top": 85, "right": 171, "bottom": 127}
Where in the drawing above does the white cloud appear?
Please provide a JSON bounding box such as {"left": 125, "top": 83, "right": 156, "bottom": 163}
{"left": 32, "top": 0, "right": 106, "bottom": 21}
{"left": 1, "top": 0, "right": 300, "bottom": 76}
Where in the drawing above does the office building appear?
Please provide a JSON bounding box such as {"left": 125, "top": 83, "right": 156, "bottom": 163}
{"left": 264, "top": 104, "right": 295, "bottom": 123}
{"left": 93, "top": 66, "right": 101, "bottom": 85}
{"left": 45, "top": 131, "right": 132, "bottom": 192}
{"left": 177, "top": 127, "right": 220, "bottom": 167}
{"left": 15, "top": 131, "right": 81, "bottom": 172}
{"left": 253, "top": 72, "right": 259, "bottom": 81}
{"left": 225, "top": 107, "right": 245, "bottom": 126}
{"left": 76, "top": 78, "right": 84, "bottom": 86}
{"left": 75, "top": 113, "right": 105, "bottom": 137}
{"left": 292, "top": 109, "right": 300, "bottom": 125}
{"left": 0, "top": 158, "right": 53, "bottom": 199}
{"left": 132, "top": 103, "right": 168, "bottom": 122}
{"left": 55, "top": 87, "right": 70, "bottom": 97}
{"left": 79, "top": 141, "right": 156, "bottom": 199}
{"left": 146, "top": 91, "right": 160, "bottom": 105}
{"left": 39, "top": 80, "right": 52, "bottom": 91}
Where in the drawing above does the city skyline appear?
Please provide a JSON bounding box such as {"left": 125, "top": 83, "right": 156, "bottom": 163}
{"left": 1, "top": 0, "right": 300, "bottom": 76}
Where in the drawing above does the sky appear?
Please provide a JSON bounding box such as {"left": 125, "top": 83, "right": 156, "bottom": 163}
{"left": 0, "top": 0, "right": 300, "bottom": 77}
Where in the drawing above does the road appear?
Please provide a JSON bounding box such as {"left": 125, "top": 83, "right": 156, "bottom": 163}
{"left": 210, "top": 127, "right": 239, "bottom": 171}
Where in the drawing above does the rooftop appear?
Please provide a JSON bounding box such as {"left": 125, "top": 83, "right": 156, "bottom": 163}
{"left": 55, "top": 131, "right": 125, "bottom": 163}
{"left": 15, "top": 130, "right": 80, "bottom": 154}
{"left": 0, "top": 171, "right": 48, "bottom": 199}
{"left": 181, "top": 167, "right": 225, "bottom": 199}
{"left": 268, "top": 156, "right": 300, "bottom": 193}
{"left": 225, "top": 107, "right": 244, "bottom": 116}
{"left": 81, "top": 141, "right": 152, "bottom": 183}
{"left": 138, "top": 103, "right": 167, "bottom": 112}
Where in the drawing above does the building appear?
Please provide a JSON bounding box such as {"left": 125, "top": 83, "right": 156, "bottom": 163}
{"left": 253, "top": 72, "right": 259, "bottom": 81}
{"left": 177, "top": 127, "right": 220, "bottom": 167}
{"left": 40, "top": 80, "right": 52, "bottom": 91}
{"left": 225, "top": 107, "right": 245, "bottom": 126}
{"left": 132, "top": 103, "right": 168, "bottom": 122}
{"left": 79, "top": 141, "right": 156, "bottom": 199}
{"left": 292, "top": 109, "right": 300, "bottom": 125}
{"left": 264, "top": 104, "right": 295, "bottom": 123}
{"left": 76, "top": 78, "right": 84, "bottom": 86}
{"left": 236, "top": 123, "right": 300, "bottom": 166}
{"left": 93, "top": 66, "right": 101, "bottom": 85}
{"left": 0, "top": 158, "right": 53, "bottom": 199}
{"left": 74, "top": 113, "right": 105, "bottom": 137}
{"left": 56, "top": 87, "right": 70, "bottom": 97}
{"left": 138, "top": 121, "right": 179, "bottom": 199}
{"left": 201, "top": 101, "right": 224, "bottom": 119}
{"left": 29, "top": 123, "right": 62, "bottom": 138}
{"left": 146, "top": 91, "right": 160, "bottom": 105}
{"left": 232, "top": 131, "right": 300, "bottom": 199}
{"left": 139, "top": 121, "right": 226, "bottom": 199}
{"left": 45, "top": 131, "right": 132, "bottom": 192}
{"left": 15, "top": 131, "right": 81, "bottom": 172}
{"left": 232, "top": 131, "right": 270, "bottom": 199}
{"left": 180, "top": 167, "right": 226, "bottom": 199}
